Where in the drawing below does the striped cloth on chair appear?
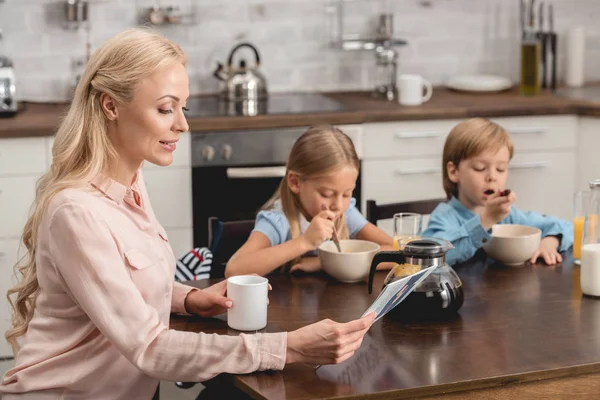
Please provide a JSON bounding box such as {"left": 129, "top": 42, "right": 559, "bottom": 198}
{"left": 175, "top": 247, "right": 213, "bottom": 282}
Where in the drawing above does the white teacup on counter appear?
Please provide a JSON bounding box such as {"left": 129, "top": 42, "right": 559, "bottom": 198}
{"left": 398, "top": 74, "right": 433, "bottom": 106}
{"left": 227, "top": 275, "right": 269, "bottom": 331}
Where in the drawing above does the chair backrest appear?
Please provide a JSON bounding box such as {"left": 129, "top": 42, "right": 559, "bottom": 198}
{"left": 208, "top": 217, "right": 256, "bottom": 278}
{"left": 365, "top": 198, "right": 446, "bottom": 225}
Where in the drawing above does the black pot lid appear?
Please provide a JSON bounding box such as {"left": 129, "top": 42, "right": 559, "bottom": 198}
{"left": 401, "top": 236, "right": 454, "bottom": 258}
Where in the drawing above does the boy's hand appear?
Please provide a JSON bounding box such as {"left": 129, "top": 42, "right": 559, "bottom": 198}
{"left": 530, "top": 236, "right": 562, "bottom": 265}
{"left": 481, "top": 191, "right": 517, "bottom": 230}
{"left": 301, "top": 210, "right": 335, "bottom": 250}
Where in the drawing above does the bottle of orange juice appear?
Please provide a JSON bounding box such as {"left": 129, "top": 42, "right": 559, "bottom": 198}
{"left": 573, "top": 216, "right": 585, "bottom": 261}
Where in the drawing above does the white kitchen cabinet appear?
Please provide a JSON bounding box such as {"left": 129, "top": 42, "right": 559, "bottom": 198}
{"left": 0, "top": 239, "right": 22, "bottom": 357}
{"left": 362, "top": 119, "right": 459, "bottom": 160}
{"left": 576, "top": 117, "right": 600, "bottom": 191}
{"left": 0, "top": 175, "right": 38, "bottom": 238}
{"left": 492, "top": 115, "right": 577, "bottom": 152}
{"left": 361, "top": 157, "right": 446, "bottom": 211}
{"left": 507, "top": 152, "right": 576, "bottom": 220}
{"left": 164, "top": 227, "right": 193, "bottom": 259}
{"left": 143, "top": 167, "right": 192, "bottom": 229}
{"left": 0, "top": 137, "right": 47, "bottom": 176}
{"left": 0, "top": 136, "right": 49, "bottom": 358}
{"left": 142, "top": 133, "right": 192, "bottom": 233}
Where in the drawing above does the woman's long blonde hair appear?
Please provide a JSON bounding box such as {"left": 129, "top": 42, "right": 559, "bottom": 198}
{"left": 5, "top": 28, "right": 186, "bottom": 353}
{"left": 262, "top": 125, "right": 360, "bottom": 246}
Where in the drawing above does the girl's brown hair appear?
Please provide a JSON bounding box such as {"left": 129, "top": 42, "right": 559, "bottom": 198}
{"left": 262, "top": 125, "right": 360, "bottom": 244}
{"left": 442, "top": 118, "right": 514, "bottom": 199}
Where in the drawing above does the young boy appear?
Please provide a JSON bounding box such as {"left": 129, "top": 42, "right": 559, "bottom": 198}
{"left": 422, "top": 118, "right": 573, "bottom": 266}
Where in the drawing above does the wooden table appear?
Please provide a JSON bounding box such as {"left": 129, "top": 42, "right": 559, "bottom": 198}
{"left": 172, "top": 253, "right": 600, "bottom": 399}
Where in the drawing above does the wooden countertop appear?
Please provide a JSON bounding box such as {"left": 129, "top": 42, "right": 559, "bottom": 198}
{"left": 173, "top": 254, "right": 600, "bottom": 399}
{"left": 3, "top": 87, "right": 600, "bottom": 139}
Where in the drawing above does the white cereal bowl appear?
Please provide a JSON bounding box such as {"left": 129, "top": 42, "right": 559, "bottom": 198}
{"left": 318, "top": 239, "right": 381, "bottom": 283}
{"left": 483, "top": 224, "right": 541, "bottom": 266}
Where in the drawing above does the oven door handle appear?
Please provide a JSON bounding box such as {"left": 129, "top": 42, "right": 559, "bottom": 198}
{"left": 226, "top": 166, "right": 287, "bottom": 179}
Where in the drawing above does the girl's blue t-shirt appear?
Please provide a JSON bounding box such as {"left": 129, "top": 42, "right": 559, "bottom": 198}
{"left": 253, "top": 198, "right": 368, "bottom": 251}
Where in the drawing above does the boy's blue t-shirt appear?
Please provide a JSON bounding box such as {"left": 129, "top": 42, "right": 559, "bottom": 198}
{"left": 253, "top": 197, "right": 368, "bottom": 254}
{"left": 422, "top": 196, "right": 574, "bottom": 266}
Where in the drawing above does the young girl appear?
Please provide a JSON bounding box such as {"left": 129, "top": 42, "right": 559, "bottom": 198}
{"left": 226, "top": 125, "right": 393, "bottom": 277}
{"left": 422, "top": 118, "right": 573, "bottom": 266}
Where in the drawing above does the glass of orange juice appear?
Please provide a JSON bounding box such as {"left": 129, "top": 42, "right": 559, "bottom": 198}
{"left": 393, "top": 213, "right": 423, "bottom": 251}
{"left": 574, "top": 191, "right": 591, "bottom": 264}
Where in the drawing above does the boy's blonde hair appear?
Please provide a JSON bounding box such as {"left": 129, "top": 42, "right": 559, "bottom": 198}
{"left": 442, "top": 118, "right": 514, "bottom": 199}
{"left": 263, "top": 125, "right": 360, "bottom": 243}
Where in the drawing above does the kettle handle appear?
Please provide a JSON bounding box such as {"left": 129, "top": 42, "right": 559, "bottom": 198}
{"left": 227, "top": 42, "right": 261, "bottom": 68}
{"left": 368, "top": 252, "right": 406, "bottom": 294}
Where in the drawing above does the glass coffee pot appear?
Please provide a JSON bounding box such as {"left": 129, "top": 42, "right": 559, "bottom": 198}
{"left": 368, "top": 237, "right": 464, "bottom": 320}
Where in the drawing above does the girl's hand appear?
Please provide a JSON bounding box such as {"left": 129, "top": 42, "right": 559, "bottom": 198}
{"left": 285, "top": 313, "right": 375, "bottom": 365}
{"left": 529, "top": 236, "right": 562, "bottom": 265}
{"left": 290, "top": 257, "right": 322, "bottom": 273}
{"left": 301, "top": 209, "right": 336, "bottom": 250}
{"left": 184, "top": 280, "right": 232, "bottom": 317}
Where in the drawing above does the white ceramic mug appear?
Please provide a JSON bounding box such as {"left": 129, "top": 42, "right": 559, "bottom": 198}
{"left": 398, "top": 74, "right": 433, "bottom": 106}
{"left": 227, "top": 275, "right": 269, "bottom": 331}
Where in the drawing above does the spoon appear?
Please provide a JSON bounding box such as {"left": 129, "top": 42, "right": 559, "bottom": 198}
{"left": 321, "top": 204, "right": 342, "bottom": 252}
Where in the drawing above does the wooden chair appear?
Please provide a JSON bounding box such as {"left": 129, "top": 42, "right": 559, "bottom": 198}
{"left": 366, "top": 198, "right": 446, "bottom": 226}
{"left": 175, "top": 218, "right": 256, "bottom": 395}
{"left": 207, "top": 217, "right": 256, "bottom": 278}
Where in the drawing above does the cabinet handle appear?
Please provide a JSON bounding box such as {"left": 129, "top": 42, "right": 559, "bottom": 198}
{"left": 394, "top": 131, "right": 444, "bottom": 139}
{"left": 509, "top": 161, "right": 549, "bottom": 170}
{"left": 508, "top": 127, "right": 546, "bottom": 135}
{"left": 394, "top": 167, "right": 441, "bottom": 175}
{"left": 226, "top": 166, "right": 286, "bottom": 179}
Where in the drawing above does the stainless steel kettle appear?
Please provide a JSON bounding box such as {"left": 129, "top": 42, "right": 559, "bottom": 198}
{"left": 0, "top": 56, "right": 17, "bottom": 117}
{"left": 368, "top": 237, "right": 464, "bottom": 320}
{"left": 213, "top": 43, "right": 268, "bottom": 102}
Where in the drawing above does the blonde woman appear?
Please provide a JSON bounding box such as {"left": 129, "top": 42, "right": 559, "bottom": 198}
{"left": 226, "top": 125, "right": 394, "bottom": 277}
{"left": 0, "top": 29, "right": 374, "bottom": 399}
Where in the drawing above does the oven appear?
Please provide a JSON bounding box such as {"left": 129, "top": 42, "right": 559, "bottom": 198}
{"left": 191, "top": 127, "right": 363, "bottom": 247}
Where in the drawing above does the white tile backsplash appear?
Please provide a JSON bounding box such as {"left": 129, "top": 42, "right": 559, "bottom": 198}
{"left": 0, "top": 0, "right": 598, "bottom": 102}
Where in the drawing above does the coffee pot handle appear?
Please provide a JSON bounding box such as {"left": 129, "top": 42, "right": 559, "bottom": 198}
{"left": 368, "top": 252, "right": 406, "bottom": 294}
{"left": 227, "top": 42, "right": 261, "bottom": 68}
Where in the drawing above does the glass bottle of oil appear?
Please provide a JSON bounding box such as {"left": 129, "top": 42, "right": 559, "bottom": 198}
{"left": 520, "top": 30, "right": 541, "bottom": 96}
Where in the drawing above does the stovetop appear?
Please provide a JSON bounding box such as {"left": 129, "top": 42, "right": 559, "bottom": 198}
{"left": 183, "top": 92, "right": 352, "bottom": 118}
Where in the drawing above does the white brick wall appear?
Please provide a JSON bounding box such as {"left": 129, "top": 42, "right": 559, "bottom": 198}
{"left": 0, "top": 0, "right": 599, "bottom": 102}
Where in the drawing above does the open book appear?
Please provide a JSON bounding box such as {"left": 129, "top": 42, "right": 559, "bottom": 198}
{"left": 362, "top": 266, "right": 436, "bottom": 323}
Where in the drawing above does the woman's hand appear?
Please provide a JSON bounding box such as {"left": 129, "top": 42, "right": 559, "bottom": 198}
{"left": 285, "top": 313, "right": 375, "bottom": 365}
{"left": 184, "top": 277, "right": 273, "bottom": 317}
{"left": 530, "top": 236, "right": 562, "bottom": 265}
{"left": 184, "top": 280, "right": 232, "bottom": 317}
{"left": 290, "top": 257, "right": 322, "bottom": 273}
